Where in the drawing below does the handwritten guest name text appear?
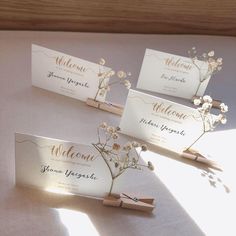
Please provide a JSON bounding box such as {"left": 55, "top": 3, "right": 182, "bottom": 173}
{"left": 40, "top": 165, "right": 97, "bottom": 180}
{"left": 139, "top": 118, "right": 186, "bottom": 136}
{"left": 47, "top": 71, "right": 89, "bottom": 88}
{"left": 161, "top": 74, "right": 186, "bottom": 83}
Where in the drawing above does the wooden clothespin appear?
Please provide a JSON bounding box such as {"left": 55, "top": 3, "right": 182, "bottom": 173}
{"left": 181, "top": 149, "right": 222, "bottom": 170}
{"left": 103, "top": 193, "right": 155, "bottom": 212}
{"left": 86, "top": 98, "right": 124, "bottom": 116}
{"left": 191, "top": 96, "right": 222, "bottom": 109}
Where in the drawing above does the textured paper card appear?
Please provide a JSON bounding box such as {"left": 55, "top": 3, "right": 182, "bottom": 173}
{"left": 119, "top": 90, "right": 205, "bottom": 153}
{"left": 32, "top": 44, "right": 110, "bottom": 102}
{"left": 15, "top": 133, "right": 117, "bottom": 198}
{"left": 137, "top": 49, "right": 211, "bottom": 99}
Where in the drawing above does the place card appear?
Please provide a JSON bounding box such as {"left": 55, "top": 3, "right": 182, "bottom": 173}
{"left": 32, "top": 44, "right": 110, "bottom": 102}
{"left": 15, "top": 133, "right": 119, "bottom": 198}
{"left": 119, "top": 90, "right": 207, "bottom": 153}
{"left": 137, "top": 49, "right": 211, "bottom": 99}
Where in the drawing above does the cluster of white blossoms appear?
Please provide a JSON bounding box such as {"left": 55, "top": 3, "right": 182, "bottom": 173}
{"left": 187, "top": 48, "right": 223, "bottom": 96}
{"left": 94, "top": 122, "right": 155, "bottom": 195}
{"left": 123, "top": 141, "right": 147, "bottom": 152}
{"left": 96, "top": 58, "right": 131, "bottom": 98}
{"left": 193, "top": 95, "right": 228, "bottom": 129}
{"left": 99, "top": 122, "right": 120, "bottom": 139}
{"left": 188, "top": 48, "right": 223, "bottom": 74}
{"left": 96, "top": 122, "right": 154, "bottom": 172}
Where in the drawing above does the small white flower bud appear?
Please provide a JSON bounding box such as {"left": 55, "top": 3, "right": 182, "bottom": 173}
{"left": 220, "top": 103, "right": 228, "bottom": 113}
{"left": 99, "top": 58, "right": 106, "bottom": 65}
{"left": 193, "top": 99, "right": 201, "bottom": 106}
{"left": 221, "top": 117, "right": 227, "bottom": 124}
{"left": 208, "top": 51, "right": 215, "bottom": 57}
{"left": 203, "top": 95, "right": 213, "bottom": 103}
{"left": 202, "top": 102, "right": 212, "bottom": 110}
{"left": 100, "top": 122, "right": 107, "bottom": 128}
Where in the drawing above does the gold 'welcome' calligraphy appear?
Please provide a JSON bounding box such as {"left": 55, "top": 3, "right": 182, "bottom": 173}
{"left": 55, "top": 56, "right": 87, "bottom": 73}
{"left": 152, "top": 102, "right": 189, "bottom": 120}
{"left": 165, "top": 57, "right": 193, "bottom": 71}
{"left": 51, "top": 144, "right": 96, "bottom": 162}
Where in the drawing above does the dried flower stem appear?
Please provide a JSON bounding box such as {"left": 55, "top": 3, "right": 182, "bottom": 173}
{"left": 93, "top": 123, "right": 153, "bottom": 195}
{"left": 93, "top": 59, "right": 131, "bottom": 101}
{"left": 94, "top": 76, "right": 108, "bottom": 101}
{"left": 186, "top": 95, "right": 228, "bottom": 151}
{"left": 92, "top": 143, "right": 115, "bottom": 194}
{"left": 186, "top": 132, "right": 205, "bottom": 151}
{"left": 188, "top": 48, "right": 222, "bottom": 96}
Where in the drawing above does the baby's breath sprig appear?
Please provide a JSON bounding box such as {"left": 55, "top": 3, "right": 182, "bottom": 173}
{"left": 188, "top": 48, "right": 222, "bottom": 96}
{"left": 94, "top": 58, "right": 131, "bottom": 101}
{"left": 93, "top": 122, "right": 154, "bottom": 195}
{"left": 186, "top": 95, "right": 228, "bottom": 151}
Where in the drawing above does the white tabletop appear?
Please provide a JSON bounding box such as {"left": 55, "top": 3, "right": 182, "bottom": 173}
{"left": 0, "top": 31, "right": 236, "bottom": 236}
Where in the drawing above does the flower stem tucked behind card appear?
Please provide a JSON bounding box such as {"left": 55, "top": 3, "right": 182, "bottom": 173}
{"left": 186, "top": 95, "right": 228, "bottom": 151}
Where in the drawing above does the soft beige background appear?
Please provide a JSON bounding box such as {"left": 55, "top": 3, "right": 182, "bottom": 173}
{"left": 0, "top": 31, "right": 236, "bottom": 236}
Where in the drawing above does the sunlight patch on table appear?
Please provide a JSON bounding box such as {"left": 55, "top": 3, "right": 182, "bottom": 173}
{"left": 56, "top": 208, "right": 100, "bottom": 236}
{"left": 141, "top": 128, "right": 236, "bottom": 236}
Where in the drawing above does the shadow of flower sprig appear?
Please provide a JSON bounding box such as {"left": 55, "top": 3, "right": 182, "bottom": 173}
{"left": 92, "top": 122, "right": 154, "bottom": 195}
{"left": 200, "top": 169, "right": 230, "bottom": 193}
{"left": 94, "top": 58, "right": 131, "bottom": 101}
{"left": 186, "top": 95, "right": 228, "bottom": 151}
{"left": 188, "top": 48, "right": 223, "bottom": 96}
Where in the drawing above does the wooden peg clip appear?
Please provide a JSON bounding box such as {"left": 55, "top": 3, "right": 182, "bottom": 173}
{"left": 191, "top": 96, "right": 222, "bottom": 109}
{"left": 86, "top": 98, "right": 124, "bottom": 116}
{"left": 181, "top": 149, "right": 221, "bottom": 170}
{"left": 103, "top": 193, "right": 155, "bottom": 212}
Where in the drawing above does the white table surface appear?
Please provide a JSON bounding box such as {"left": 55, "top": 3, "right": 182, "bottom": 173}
{"left": 0, "top": 31, "right": 236, "bottom": 236}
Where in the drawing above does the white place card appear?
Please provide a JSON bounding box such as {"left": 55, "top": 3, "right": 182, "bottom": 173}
{"left": 15, "top": 133, "right": 121, "bottom": 198}
{"left": 32, "top": 44, "right": 110, "bottom": 102}
{"left": 137, "top": 49, "right": 211, "bottom": 99}
{"left": 119, "top": 90, "right": 206, "bottom": 153}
